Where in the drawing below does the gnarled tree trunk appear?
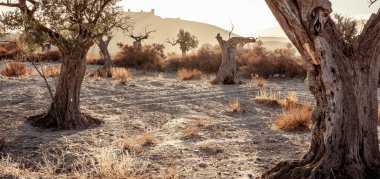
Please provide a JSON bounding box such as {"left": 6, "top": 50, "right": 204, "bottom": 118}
{"left": 212, "top": 33, "right": 256, "bottom": 85}
{"left": 28, "top": 46, "right": 103, "bottom": 129}
{"left": 262, "top": 0, "right": 380, "bottom": 178}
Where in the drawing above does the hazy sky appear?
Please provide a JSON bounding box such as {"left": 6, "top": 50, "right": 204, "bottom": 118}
{"left": 0, "top": 1, "right": 378, "bottom": 36}
{"left": 119, "top": 0, "right": 379, "bottom": 36}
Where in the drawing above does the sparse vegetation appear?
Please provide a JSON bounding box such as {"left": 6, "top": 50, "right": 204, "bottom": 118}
{"left": 114, "top": 44, "right": 165, "bottom": 71}
{"left": 230, "top": 98, "right": 241, "bottom": 113}
{"left": 0, "top": 62, "right": 30, "bottom": 77}
{"left": 274, "top": 103, "right": 312, "bottom": 132}
{"left": 177, "top": 68, "right": 203, "bottom": 80}
{"left": 43, "top": 66, "right": 61, "bottom": 77}
{"left": 253, "top": 75, "right": 267, "bottom": 87}
{"left": 123, "top": 138, "right": 142, "bottom": 154}
{"left": 254, "top": 89, "right": 281, "bottom": 107}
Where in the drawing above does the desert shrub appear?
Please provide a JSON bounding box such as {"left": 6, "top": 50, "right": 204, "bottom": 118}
{"left": 114, "top": 44, "right": 165, "bottom": 71}
{"left": 0, "top": 41, "right": 20, "bottom": 60}
{"left": 165, "top": 44, "right": 221, "bottom": 73}
{"left": 38, "top": 50, "right": 62, "bottom": 62}
{"left": 43, "top": 66, "right": 61, "bottom": 77}
{"left": 177, "top": 68, "right": 203, "bottom": 80}
{"left": 87, "top": 54, "right": 104, "bottom": 65}
{"left": 237, "top": 43, "right": 306, "bottom": 78}
{"left": 0, "top": 62, "right": 30, "bottom": 77}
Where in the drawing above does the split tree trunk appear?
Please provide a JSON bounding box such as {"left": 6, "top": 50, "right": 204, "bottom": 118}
{"left": 262, "top": 0, "right": 380, "bottom": 178}
{"left": 212, "top": 33, "right": 256, "bottom": 85}
{"left": 28, "top": 46, "right": 103, "bottom": 129}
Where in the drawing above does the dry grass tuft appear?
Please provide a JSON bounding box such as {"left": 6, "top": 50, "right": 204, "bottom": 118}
{"left": 190, "top": 118, "right": 212, "bottom": 128}
{"left": 230, "top": 98, "right": 241, "bottom": 113}
{"left": 274, "top": 104, "right": 312, "bottom": 132}
{"left": 43, "top": 66, "right": 61, "bottom": 77}
{"left": 252, "top": 74, "right": 267, "bottom": 87}
{"left": 111, "top": 67, "right": 132, "bottom": 79}
{"left": 141, "top": 132, "right": 157, "bottom": 146}
{"left": 162, "top": 167, "right": 179, "bottom": 179}
{"left": 254, "top": 89, "right": 281, "bottom": 107}
{"left": 177, "top": 68, "right": 203, "bottom": 81}
{"left": 181, "top": 125, "right": 200, "bottom": 139}
{"left": 199, "top": 143, "right": 223, "bottom": 156}
{"left": 0, "top": 62, "right": 30, "bottom": 77}
{"left": 123, "top": 138, "right": 142, "bottom": 154}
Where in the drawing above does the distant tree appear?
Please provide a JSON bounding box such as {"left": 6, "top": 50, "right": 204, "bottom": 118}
{"left": 167, "top": 29, "right": 199, "bottom": 57}
{"left": 0, "top": 0, "right": 126, "bottom": 130}
{"left": 333, "top": 13, "right": 359, "bottom": 43}
{"left": 128, "top": 27, "right": 156, "bottom": 49}
{"left": 95, "top": 12, "right": 132, "bottom": 76}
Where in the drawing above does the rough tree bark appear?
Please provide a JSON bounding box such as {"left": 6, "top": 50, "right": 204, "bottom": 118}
{"left": 211, "top": 33, "right": 256, "bottom": 85}
{"left": 28, "top": 45, "right": 103, "bottom": 129}
{"left": 262, "top": 0, "right": 380, "bottom": 178}
{"left": 96, "top": 36, "right": 113, "bottom": 76}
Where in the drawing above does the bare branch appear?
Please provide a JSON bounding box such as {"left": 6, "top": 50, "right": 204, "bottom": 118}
{"left": 228, "top": 20, "right": 234, "bottom": 40}
{"left": 30, "top": 57, "right": 54, "bottom": 101}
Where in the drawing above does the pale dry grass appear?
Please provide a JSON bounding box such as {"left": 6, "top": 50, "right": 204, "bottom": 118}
{"left": 190, "top": 118, "right": 212, "bottom": 127}
{"left": 141, "top": 132, "right": 157, "bottom": 146}
{"left": 162, "top": 167, "right": 179, "bottom": 179}
{"left": 199, "top": 142, "right": 223, "bottom": 156}
{"left": 43, "top": 66, "right": 61, "bottom": 77}
{"left": 230, "top": 98, "right": 241, "bottom": 113}
{"left": 0, "top": 148, "right": 147, "bottom": 178}
{"left": 0, "top": 62, "right": 31, "bottom": 77}
{"left": 177, "top": 68, "right": 203, "bottom": 81}
{"left": 252, "top": 75, "right": 267, "bottom": 87}
{"left": 123, "top": 138, "right": 143, "bottom": 154}
{"left": 254, "top": 88, "right": 281, "bottom": 107}
{"left": 111, "top": 67, "right": 132, "bottom": 85}
{"left": 181, "top": 125, "right": 199, "bottom": 139}
{"left": 274, "top": 104, "right": 312, "bottom": 132}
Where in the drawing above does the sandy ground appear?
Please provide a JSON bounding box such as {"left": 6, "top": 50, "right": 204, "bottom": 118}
{"left": 0, "top": 62, "right": 379, "bottom": 178}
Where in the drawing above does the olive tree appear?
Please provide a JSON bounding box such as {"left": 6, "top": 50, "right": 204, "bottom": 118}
{"left": 262, "top": 0, "right": 380, "bottom": 178}
{"left": 0, "top": 0, "right": 126, "bottom": 129}
{"left": 167, "top": 29, "right": 199, "bottom": 57}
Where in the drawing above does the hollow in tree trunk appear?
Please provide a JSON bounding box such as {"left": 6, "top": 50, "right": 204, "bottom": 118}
{"left": 262, "top": 0, "right": 380, "bottom": 178}
{"left": 28, "top": 46, "right": 103, "bottom": 130}
{"left": 211, "top": 33, "right": 256, "bottom": 85}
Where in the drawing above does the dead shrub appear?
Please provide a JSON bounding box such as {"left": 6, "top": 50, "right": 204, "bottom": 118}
{"left": 230, "top": 98, "right": 241, "bottom": 113}
{"left": 0, "top": 62, "right": 30, "bottom": 77}
{"left": 141, "top": 132, "right": 157, "bottom": 146}
{"left": 177, "top": 68, "right": 203, "bottom": 80}
{"left": 87, "top": 54, "right": 104, "bottom": 65}
{"left": 181, "top": 125, "right": 200, "bottom": 140}
{"left": 274, "top": 104, "right": 312, "bottom": 132}
{"left": 199, "top": 143, "right": 223, "bottom": 156}
{"left": 0, "top": 41, "right": 19, "bottom": 60}
{"left": 237, "top": 44, "right": 306, "bottom": 78}
{"left": 165, "top": 44, "right": 221, "bottom": 73}
{"left": 43, "top": 66, "right": 61, "bottom": 77}
{"left": 254, "top": 89, "right": 281, "bottom": 107}
{"left": 114, "top": 44, "right": 165, "bottom": 71}
{"left": 38, "top": 50, "right": 62, "bottom": 62}
{"left": 280, "top": 92, "right": 307, "bottom": 110}
{"left": 123, "top": 138, "right": 142, "bottom": 154}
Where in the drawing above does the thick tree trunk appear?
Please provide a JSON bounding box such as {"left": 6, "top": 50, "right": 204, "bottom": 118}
{"left": 212, "top": 33, "right": 256, "bottom": 85}
{"left": 181, "top": 50, "right": 186, "bottom": 58}
{"left": 28, "top": 47, "right": 103, "bottom": 129}
{"left": 262, "top": 0, "right": 380, "bottom": 178}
